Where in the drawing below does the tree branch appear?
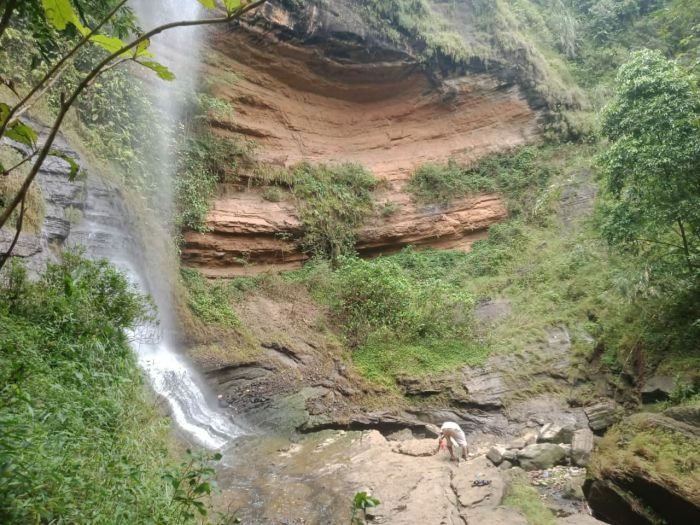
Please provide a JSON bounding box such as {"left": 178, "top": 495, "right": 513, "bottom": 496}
{"left": 677, "top": 218, "right": 694, "bottom": 272}
{"left": 1, "top": 149, "right": 37, "bottom": 177}
{"left": 0, "top": 0, "right": 18, "bottom": 42}
{"left": 0, "top": 0, "right": 129, "bottom": 138}
{"left": 0, "top": 0, "right": 267, "bottom": 235}
{"left": 0, "top": 190, "right": 26, "bottom": 273}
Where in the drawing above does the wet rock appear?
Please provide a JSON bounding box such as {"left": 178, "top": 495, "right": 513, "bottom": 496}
{"left": 487, "top": 446, "right": 506, "bottom": 466}
{"left": 570, "top": 428, "right": 594, "bottom": 467}
{"left": 517, "top": 444, "right": 568, "bottom": 471}
{"left": 584, "top": 400, "right": 623, "bottom": 433}
{"left": 539, "top": 423, "right": 575, "bottom": 444}
{"left": 664, "top": 404, "right": 700, "bottom": 427}
{"left": 641, "top": 375, "right": 676, "bottom": 403}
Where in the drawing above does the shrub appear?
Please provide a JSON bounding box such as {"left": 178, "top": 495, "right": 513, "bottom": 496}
{"left": 176, "top": 133, "right": 255, "bottom": 231}
{"left": 0, "top": 255, "right": 203, "bottom": 524}
{"left": 291, "top": 162, "right": 377, "bottom": 261}
{"left": 407, "top": 147, "right": 555, "bottom": 220}
{"left": 262, "top": 186, "right": 287, "bottom": 202}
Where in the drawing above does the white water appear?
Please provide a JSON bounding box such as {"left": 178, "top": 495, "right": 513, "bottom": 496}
{"left": 74, "top": 1, "right": 244, "bottom": 449}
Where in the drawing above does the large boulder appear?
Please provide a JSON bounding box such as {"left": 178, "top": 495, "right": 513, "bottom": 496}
{"left": 539, "top": 423, "right": 575, "bottom": 444}
{"left": 664, "top": 404, "right": 700, "bottom": 427}
{"left": 584, "top": 413, "right": 700, "bottom": 525}
{"left": 641, "top": 375, "right": 676, "bottom": 403}
{"left": 517, "top": 443, "right": 568, "bottom": 471}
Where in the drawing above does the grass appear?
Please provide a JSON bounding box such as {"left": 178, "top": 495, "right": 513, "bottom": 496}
{"left": 589, "top": 411, "right": 700, "bottom": 504}
{"left": 354, "top": 337, "right": 490, "bottom": 389}
{"left": 503, "top": 476, "right": 557, "bottom": 525}
{"left": 180, "top": 267, "right": 242, "bottom": 327}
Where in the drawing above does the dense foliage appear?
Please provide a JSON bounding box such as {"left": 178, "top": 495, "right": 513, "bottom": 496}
{"left": 0, "top": 255, "right": 220, "bottom": 523}
{"left": 407, "top": 146, "right": 554, "bottom": 220}
{"left": 290, "top": 162, "right": 377, "bottom": 261}
{"left": 598, "top": 50, "right": 700, "bottom": 274}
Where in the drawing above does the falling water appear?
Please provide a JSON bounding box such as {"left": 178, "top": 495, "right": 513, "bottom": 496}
{"left": 72, "top": 1, "right": 243, "bottom": 449}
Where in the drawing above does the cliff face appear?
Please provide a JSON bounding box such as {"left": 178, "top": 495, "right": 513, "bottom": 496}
{"left": 181, "top": 0, "right": 539, "bottom": 276}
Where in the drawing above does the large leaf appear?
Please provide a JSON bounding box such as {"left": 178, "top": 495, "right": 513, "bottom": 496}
{"left": 41, "top": 0, "right": 79, "bottom": 31}
{"left": 138, "top": 61, "right": 176, "bottom": 81}
{"left": 89, "top": 34, "right": 128, "bottom": 54}
{"left": 223, "top": 0, "right": 242, "bottom": 12}
{"left": 198, "top": 0, "right": 217, "bottom": 9}
{"left": 49, "top": 150, "right": 80, "bottom": 180}
{"left": 0, "top": 102, "right": 10, "bottom": 128}
{"left": 5, "top": 121, "right": 38, "bottom": 147}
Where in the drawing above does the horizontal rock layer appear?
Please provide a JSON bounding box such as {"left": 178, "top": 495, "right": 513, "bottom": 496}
{"left": 181, "top": 0, "right": 540, "bottom": 276}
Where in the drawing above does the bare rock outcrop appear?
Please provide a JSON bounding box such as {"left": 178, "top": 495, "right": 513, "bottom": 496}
{"left": 181, "top": 0, "right": 540, "bottom": 276}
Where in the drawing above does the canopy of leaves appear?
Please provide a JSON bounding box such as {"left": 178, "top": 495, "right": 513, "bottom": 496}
{"left": 598, "top": 49, "right": 700, "bottom": 272}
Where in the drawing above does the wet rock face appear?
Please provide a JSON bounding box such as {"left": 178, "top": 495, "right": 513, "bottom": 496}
{"left": 1, "top": 135, "right": 84, "bottom": 274}
{"left": 180, "top": 0, "right": 540, "bottom": 276}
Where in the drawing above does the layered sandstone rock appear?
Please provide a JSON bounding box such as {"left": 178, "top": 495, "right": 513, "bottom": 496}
{"left": 182, "top": 0, "right": 541, "bottom": 275}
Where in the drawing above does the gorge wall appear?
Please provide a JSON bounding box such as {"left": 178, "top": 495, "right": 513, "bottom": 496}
{"left": 181, "top": 0, "right": 542, "bottom": 276}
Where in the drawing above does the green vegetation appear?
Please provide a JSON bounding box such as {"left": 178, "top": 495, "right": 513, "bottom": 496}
{"left": 360, "top": 0, "right": 471, "bottom": 63}
{"left": 0, "top": 146, "right": 45, "bottom": 233}
{"left": 249, "top": 162, "right": 378, "bottom": 259}
{"left": 598, "top": 49, "right": 700, "bottom": 275}
{"left": 504, "top": 476, "right": 557, "bottom": 525}
{"left": 407, "top": 146, "right": 554, "bottom": 219}
{"left": 180, "top": 267, "right": 242, "bottom": 327}
{"left": 291, "top": 162, "right": 377, "bottom": 260}
{"left": 288, "top": 253, "right": 484, "bottom": 387}
{"left": 0, "top": 255, "right": 222, "bottom": 524}
{"left": 589, "top": 413, "right": 700, "bottom": 510}
{"left": 175, "top": 132, "right": 255, "bottom": 231}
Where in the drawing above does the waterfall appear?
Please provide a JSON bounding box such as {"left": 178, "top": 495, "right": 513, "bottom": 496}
{"left": 71, "top": 0, "right": 243, "bottom": 449}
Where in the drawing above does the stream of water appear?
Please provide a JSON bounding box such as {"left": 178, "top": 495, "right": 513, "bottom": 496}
{"left": 73, "top": 0, "right": 243, "bottom": 449}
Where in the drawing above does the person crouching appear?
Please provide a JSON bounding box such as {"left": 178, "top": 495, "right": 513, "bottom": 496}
{"left": 436, "top": 421, "right": 468, "bottom": 462}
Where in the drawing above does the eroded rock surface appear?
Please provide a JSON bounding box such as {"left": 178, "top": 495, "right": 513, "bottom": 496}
{"left": 181, "top": 0, "right": 540, "bottom": 276}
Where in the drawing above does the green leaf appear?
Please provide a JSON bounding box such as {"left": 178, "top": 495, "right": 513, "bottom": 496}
{"left": 138, "top": 60, "right": 176, "bottom": 81}
{"left": 41, "top": 0, "right": 79, "bottom": 31}
{"left": 134, "top": 38, "right": 153, "bottom": 58}
{"left": 49, "top": 150, "right": 80, "bottom": 180}
{"left": 0, "top": 102, "right": 10, "bottom": 127}
{"left": 89, "top": 34, "right": 128, "bottom": 55}
{"left": 6, "top": 121, "right": 38, "bottom": 147}
{"left": 198, "top": 0, "right": 217, "bottom": 9}
{"left": 223, "top": 0, "right": 242, "bottom": 13}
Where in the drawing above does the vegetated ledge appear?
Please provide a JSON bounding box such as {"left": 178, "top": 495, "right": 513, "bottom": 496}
{"left": 181, "top": 0, "right": 538, "bottom": 276}
{"left": 181, "top": 189, "right": 506, "bottom": 277}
